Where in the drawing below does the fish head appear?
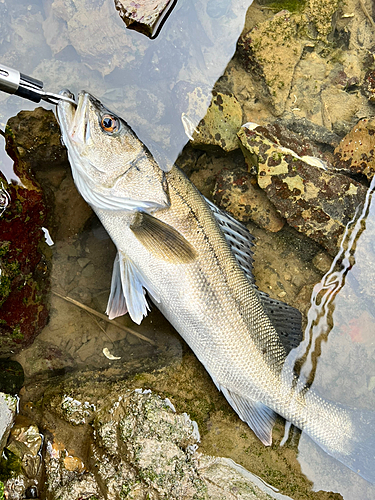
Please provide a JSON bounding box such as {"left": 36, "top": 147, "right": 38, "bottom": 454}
{"left": 57, "top": 90, "right": 170, "bottom": 212}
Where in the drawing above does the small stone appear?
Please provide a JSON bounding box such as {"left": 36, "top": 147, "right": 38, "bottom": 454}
{"left": 8, "top": 421, "right": 42, "bottom": 457}
{"left": 77, "top": 258, "right": 90, "bottom": 269}
{"left": 75, "top": 338, "right": 99, "bottom": 362}
{"left": 312, "top": 252, "right": 333, "bottom": 274}
{"left": 363, "top": 69, "right": 375, "bottom": 103}
{"left": 81, "top": 263, "right": 95, "bottom": 278}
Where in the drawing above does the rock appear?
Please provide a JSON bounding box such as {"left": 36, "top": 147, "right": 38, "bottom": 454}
{"left": 363, "top": 69, "right": 375, "bottom": 103}
{"left": 238, "top": 123, "right": 368, "bottom": 255}
{"left": 5, "top": 107, "right": 93, "bottom": 241}
{"left": 276, "top": 115, "right": 341, "bottom": 148}
{"left": 213, "top": 167, "right": 285, "bottom": 232}
{"left": 44, "top": 0, "right": 149, "bottom": 76}
{"left": 0, "top": 360, "right": 24, "bottom": 396}
{"left": 0, "top": 393, "right": 17, "bottom": 452}
{"left": 0, "top": 173, "right": 50, "bottom": 357}
{"left": 307, "top": 0, "right": 340, "bottom": 38}
{"left": 333, "top": 118, "right": 375, "bottom": 181}
{"left": 191, "top": 92, "right": 243, "bottom": 152}
{"left": 40, "top": 382, "right": 298, "bottom": 499}
{"left": 238, "top": 11, "right": 306, "bottom": 115}
{"left": 312, "top": 252, "right": 333, "bottom": 274}
{"left": 114, "top": 0, "right": 176, "bottom": 37}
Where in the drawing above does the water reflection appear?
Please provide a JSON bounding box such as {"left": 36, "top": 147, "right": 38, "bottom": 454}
{"left": 290, "top": 171, "right": 375, "bottom": 498}
{"left": 0, "top": 0, "right": 254, "bottom": 168}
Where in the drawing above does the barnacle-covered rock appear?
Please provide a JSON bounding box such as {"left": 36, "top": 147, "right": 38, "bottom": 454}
{"left": 238, "top": 123, "right": 367, "bottom": 255}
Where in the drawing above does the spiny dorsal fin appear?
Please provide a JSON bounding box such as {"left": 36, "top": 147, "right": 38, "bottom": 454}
{"left": 206, "top": 198, "right": 303, "bottom": 353}
{"left": 205, "top": 197, "right": 256, "bottom": 284}
{"left": 130, "top": 212, "right": 197, "bottom": 263}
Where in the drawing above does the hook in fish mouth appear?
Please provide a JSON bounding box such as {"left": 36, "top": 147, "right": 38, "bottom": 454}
{"left": 58, "top": 89, "right": 76, "bottom": 106}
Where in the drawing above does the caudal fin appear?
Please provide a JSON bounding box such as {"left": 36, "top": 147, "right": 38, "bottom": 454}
{"left": 314, "top": 407, "right": 375, "bottom": 484}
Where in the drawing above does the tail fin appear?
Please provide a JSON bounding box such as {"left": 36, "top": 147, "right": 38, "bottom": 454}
{"left": 314, "top": 407, "right": 375, "bottom": 484}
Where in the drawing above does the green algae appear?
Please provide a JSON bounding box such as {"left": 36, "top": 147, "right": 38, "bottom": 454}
{"left": 0, "top": 450, "right": 22, "bottom": 483}
{"left": 269, "top": 0, "right": 306, "bottom": 13}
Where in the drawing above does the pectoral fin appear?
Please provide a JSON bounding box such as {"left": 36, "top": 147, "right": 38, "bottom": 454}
{"left": 130, "top": 212, "right": 197, "bottom": 263}
{"left": 220, "top": 386, "right": 277, "bottom": 446}
{"left": 106, "top": 251, "right": 160, "bottom": 324}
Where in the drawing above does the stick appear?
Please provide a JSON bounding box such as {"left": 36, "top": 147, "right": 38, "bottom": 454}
{"left": 52, "top": 291, "right": 156, "bottom": 346}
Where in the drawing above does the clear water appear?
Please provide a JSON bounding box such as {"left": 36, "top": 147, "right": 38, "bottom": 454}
{"left": 1, "top": 0, "right": 375, "bottom": 499}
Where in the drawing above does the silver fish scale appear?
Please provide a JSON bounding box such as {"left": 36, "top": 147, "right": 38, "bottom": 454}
{"left": 99, "top": 167, "right": 291, "bottom": 405}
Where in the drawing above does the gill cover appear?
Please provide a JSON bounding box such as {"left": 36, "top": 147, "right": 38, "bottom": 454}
{"left": 57, "top": 91, "right": 170, "bottom": 212}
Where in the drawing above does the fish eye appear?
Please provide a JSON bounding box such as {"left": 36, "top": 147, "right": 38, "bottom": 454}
{"left": 100, "top": 114, "right": 119, "bottom": 133}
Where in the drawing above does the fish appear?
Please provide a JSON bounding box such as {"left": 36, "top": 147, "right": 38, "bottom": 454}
{"left": 57, "top": 90, "right": 375, "bottom": 484}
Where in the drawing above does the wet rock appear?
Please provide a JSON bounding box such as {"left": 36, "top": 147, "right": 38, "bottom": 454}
{"left": 276, "top": 115, "right": 341, "bottom": 148}
{"left": 312, "top": 252, "right": 333, "bottom": 274}
{"left": 0, "top": 393, "right": 17, "bottom": 452}
{"left": 191, "top": 92, "right": 243, "bottom": 152}
{"left": 238, "top": 11, "right": 306, "bottom": 115}
{"left": 238, "top": 123, "right": 367, "bottom": 255}
{"left": 114, "top": 0, "right": 176, "bottom": 37}
{"left": 44, "top": 0, "right": 149, "bottom": 76}
{"left": 213, "top": 167, "right": 285, "bottom": 232}
{"left": 5, "top": 418, "right": 43, "bottom": 495}
{"left": 173, "top": 82, "right": 212, "bottom": 142}
{"left": 40, "top": 381, "right": 298, "bottom": 499}
{"left": 93, "top": 389, "right": 205, "bottom": 498}
{"left": 5, "top": 107, "right": 93, "bottom": 241}
{"left": 0, "top": 360, "right": 24, "bottom": 396}
{"left": 307, "top": 0, "right": 340, "bottom": 38}
{"left": 15, "top": 340, "right": 77, "bottom": 380}
{"left": 363, "top": 69, "right": 375, "bottom": 103}
{"left": 0, "top": 174, "right": 50, "bottom": 356}
{"left": 333, "top": 118, "right": 375, "bottom": 181}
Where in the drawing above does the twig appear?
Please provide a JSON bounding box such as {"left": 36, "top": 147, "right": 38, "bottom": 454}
{"left": 84, "top": 310, "right": 115, "bottom": 345}
{"left": 52, "top": 291, "right": 156, "bottom": 346}
{"left": 359, "top": 0, "right": 375, "bottom": 29}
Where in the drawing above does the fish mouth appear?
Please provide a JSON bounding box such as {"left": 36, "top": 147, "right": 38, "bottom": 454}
{"left": 57, "top": 90, "right": 91, "bottom": 147}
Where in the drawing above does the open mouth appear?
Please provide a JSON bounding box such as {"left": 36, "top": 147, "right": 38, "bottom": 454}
{"left": 57, "top": 90, "right": 91, "bottom": 146}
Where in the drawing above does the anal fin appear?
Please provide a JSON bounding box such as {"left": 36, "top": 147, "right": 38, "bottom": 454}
{"left": 220, "top": 386, "right": 277, "bottom": 446}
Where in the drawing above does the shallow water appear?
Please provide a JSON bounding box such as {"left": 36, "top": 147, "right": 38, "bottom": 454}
{"left": 1, "top": 0, "right": 375, "bottom": 499}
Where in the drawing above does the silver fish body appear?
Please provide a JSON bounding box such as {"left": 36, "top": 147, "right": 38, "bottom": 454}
{"left": 57, "top": 91, "right": 375, "bottom": 483}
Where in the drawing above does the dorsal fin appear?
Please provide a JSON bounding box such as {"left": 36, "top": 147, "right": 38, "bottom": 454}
{"left": 206, "top": 197, "right": 303, "bottom": 354}
{"left": 205, "top": 197, "right": 256, "bottom": 284}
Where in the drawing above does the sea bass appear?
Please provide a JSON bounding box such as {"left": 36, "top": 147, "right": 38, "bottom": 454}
{"left": 57, "top": 90, "right": 375, "bottom": 483}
